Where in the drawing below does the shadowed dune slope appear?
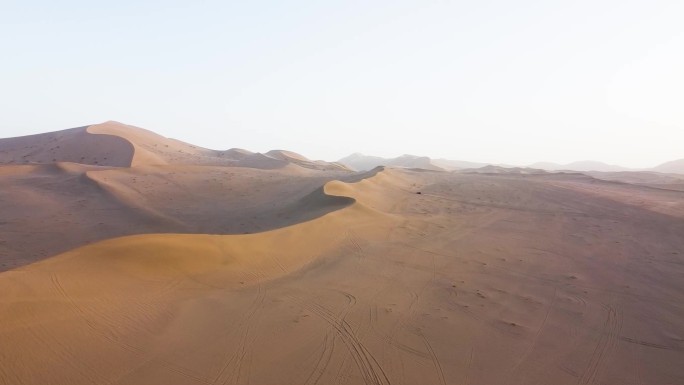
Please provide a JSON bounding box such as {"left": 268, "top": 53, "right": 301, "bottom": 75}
{"left": 0, "top": 125, "right": 135, "bottom": 166}
{"left": 0, "top": 163, "right": 354, "bottom": 270}
{"left": 236, "top": 152, "right": 289, "bottom": 169}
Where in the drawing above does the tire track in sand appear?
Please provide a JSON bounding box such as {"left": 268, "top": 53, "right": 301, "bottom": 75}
{"left": 463, "top": 348, "right": 474, "bottom": 385}
{"left": 510, "top": 287, "right": 558, "bottom": 376}
{"left": 51, "top": 273, "right": 211, "bottom": 384}
{"left": 304, "top": 332, "right": 337, "bottom": 385}
{"left": 211, "top": 276, "right": 267, "bottom": 385}
{"left": 305, "top": 291, "right": 356, "bottom": 385}
{"left": 419, "top": 333, "right": 447, "bottom": 385}
{"left": 289, "top": 294, "right": 391, "bottom": 385}
{"left": 577, "top": 303, "right": 622, "bottom": 385}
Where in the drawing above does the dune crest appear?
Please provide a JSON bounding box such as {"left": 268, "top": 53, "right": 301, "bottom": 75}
{"left": 1, "top": 121, "right": 353, "bottom": 171}
{"left": 18, "top": 167, "right": 397, "bottom": 283}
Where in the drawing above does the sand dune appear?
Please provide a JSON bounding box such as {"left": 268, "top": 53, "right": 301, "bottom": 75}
{"left": 0, "top": 162, "right": 350, "bottom": 270}
{"left": 222, "top": 148, "right": 254, "bottom": 160}
{"left": 2, "top": 167, "right": 684, "bottom": 385}
{"left": 0, "top": 121, "right": 355, "bottom": 270}
{"left": 0, "top": 125, "right": 135, "bottom": 167}
{"left": 87, "top": 122, "right": 350, "bottom": 171}
{"left": 235, "top": 152, "right": 290, "bottom": 170}
{"left": 0, "top": 121, "right": 350, "bottom": 171}
{"left": 0, "top": 169, "right": 396, "bottom": 385}
{"left": 0, "top": 121, "right": 231, "bottom": 167}
{"left": 265, "top": 149, "right": 311, "bottom": 162}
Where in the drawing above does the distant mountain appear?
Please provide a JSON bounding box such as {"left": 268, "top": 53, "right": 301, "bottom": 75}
{"left": 338, "top": 153, "right": 395, "bottom": 171}
{"left": 529, "top": 160, "right": 630, "bottom": 172}
{"left": 432, "top": 158, "right": 489, "bottom": 170}
{"left": 528, "top": 161, "right": 563, "bottom": 170}
{"left": 0, "top": 121, "right": 350, "bottom": 172}
{"left": 338, "top": 153, "right": 443, "bottom": 171}
{"left": 652, "top": 159, "right": 684, "bottom": 174}
{"left": 460, "top": 165, "right": 548, "bottom": 175}
{"left": 387, "top": 154, "right": 444, "bottom": 171}
{"left": 262, "top": 149, "right": 350, "bottom": 171}
{"left": 338, "top": 153, "right": 495, "bottom": 171}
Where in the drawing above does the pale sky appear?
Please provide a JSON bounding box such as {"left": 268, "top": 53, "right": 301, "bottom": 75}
{"left": 1, "top": 1, "right": 682, "bottom": 167}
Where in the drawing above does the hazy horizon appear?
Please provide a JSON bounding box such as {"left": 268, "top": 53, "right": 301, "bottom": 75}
{"left": 2, "top": 1, "right": 683, "bottom": 168}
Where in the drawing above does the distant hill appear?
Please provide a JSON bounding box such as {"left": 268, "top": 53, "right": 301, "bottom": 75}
{"left": 338, "top": 153, "right": 495, "bottom": 171}
{"left": 528, "top": 161, "right": 563, "bottom": 170}
{"left": 338, "top": 153, "right": 398, "bottom": 171}
{"left": 0, "top": 121, "right": 350, "bottom": 172}
{"left": 529, "top": 160, "right": 630, "bottom": 172}
{"left": 586, "top": 171, "right": 684, "bottom": 191}
{"left": 531, "top": 159, "right": 684, "bottom": 174}
{"left": 432, "top": 158, "right": 489, "bottom": 170}
{"left": 264, "top": 150, "right": 350, "bottom": 171}
{"left": 338, "top": 153, "right": 443, "bottom": 171}
{"left": 460, "top": 165, "right": 548, "bottom": 175}
{"left": 5, "top": 123, "right": 679, "bottom": 175}
{"left": 387, "top": 154, "right": 444, "bottom": 171}
{"left": 652, "top": 158, "right": 684, "bottom": 174}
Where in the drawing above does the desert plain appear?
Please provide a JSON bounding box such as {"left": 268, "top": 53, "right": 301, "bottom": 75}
{"left": 1, "top": 122, "right": 683, "bottom": 385}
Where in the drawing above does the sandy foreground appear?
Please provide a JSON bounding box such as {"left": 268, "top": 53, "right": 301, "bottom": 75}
{"left": 0, "top": 163, "right": 682, "bottom": 385}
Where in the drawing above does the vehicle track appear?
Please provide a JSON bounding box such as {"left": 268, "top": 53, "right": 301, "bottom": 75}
{"left": 419, "top": 332, "right": 447, "bottom": 385}
{"left": 463, "top": 348, "right": 474, "bottom": 385}
{"left": 211, "top": 276, "right": 267, "bottom": 385}
{"left": 346, "top": 229, "right": 367, "bottom": 269}
{"left": 289, "top": 294, "right": 391, "bottom": 385}
{"left": 307, "top": 291, "right": 357, "bottom": 385}
{"left": 51, "top": 273, "right": 143, "bottom": 355}
{"left": 50, "top": 272, "right": 217, "bottom": 384}
{"left": 304, "top": 332, "right": 337, "bottom": 385}
{"left": 510, "top": 287, "right": 558, "bottom": 375}
{"left": 576, "top": 303, "right": 622, "bottom": 385}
